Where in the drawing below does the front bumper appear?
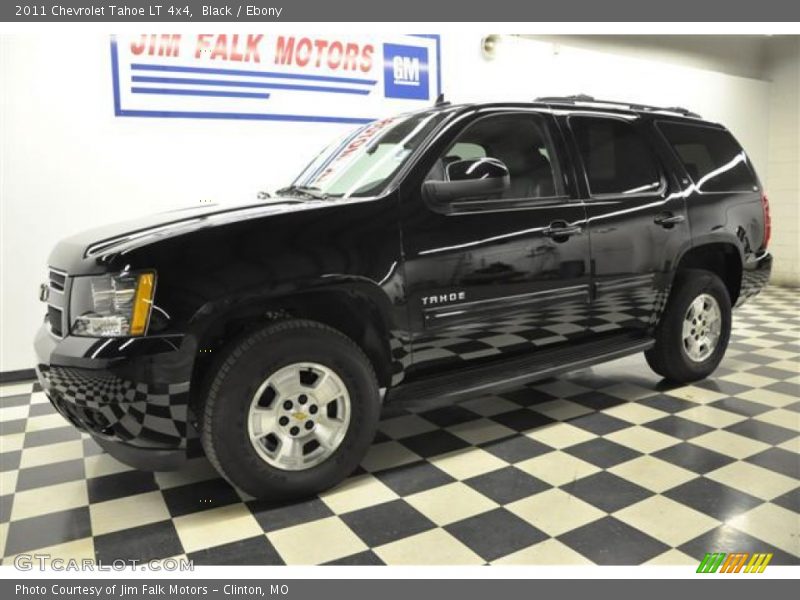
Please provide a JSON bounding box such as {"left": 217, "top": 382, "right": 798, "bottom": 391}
{"left": 34, "top": 323, "right": 195, "bottom": 471}
{"left": 736, "top": 250, "right": 773, "bottom": 307}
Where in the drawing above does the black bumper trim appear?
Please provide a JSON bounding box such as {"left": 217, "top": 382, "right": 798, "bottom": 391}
{"left": 93, "top": 435, "right": 187, "bottom": 471}
{"left": 0, "top": 368, "right": 37, "bottom": 383}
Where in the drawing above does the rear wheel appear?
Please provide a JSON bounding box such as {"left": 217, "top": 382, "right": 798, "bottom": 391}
{"left": 200, "top": 319, "right": 380, "bottom": 499}
{"left": 645, "top": 269, "right": 732, "bottom": 383}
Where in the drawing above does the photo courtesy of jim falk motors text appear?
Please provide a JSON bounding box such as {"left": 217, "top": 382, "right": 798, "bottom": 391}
{"left": 0, "top": 2, "right": 798, "bottom": 595}
{"left": 14, "top": 583, "right": 285, "bottom": 597}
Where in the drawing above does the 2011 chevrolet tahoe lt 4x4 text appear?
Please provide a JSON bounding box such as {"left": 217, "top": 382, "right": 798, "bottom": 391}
{"left": 35, "top": 97, "right": 772, "bottom": 498}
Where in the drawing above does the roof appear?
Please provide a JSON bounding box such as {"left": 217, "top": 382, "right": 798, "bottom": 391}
{"left": 531, "top": 94, "right": 702, "bottom": 119}
{"left": 426, "top": 95, "right": 710, "bottom": 123}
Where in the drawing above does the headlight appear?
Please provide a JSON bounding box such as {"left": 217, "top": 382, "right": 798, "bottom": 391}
{"left": 70, "top": 272, "right": 156, "bottom": 337}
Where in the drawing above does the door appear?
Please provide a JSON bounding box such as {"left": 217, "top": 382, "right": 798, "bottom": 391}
{"left": 400, "top": 111, "right": 591, "bottom": 377}
{"left": 563, "top": 114, "right": 691, "bottom": 336}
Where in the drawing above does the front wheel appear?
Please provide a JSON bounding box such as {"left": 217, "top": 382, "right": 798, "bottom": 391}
{"left": 200, "top": 319, "right": 380, "bottom": 499}
{"left": 645, "top": 269, "right": 732, "bottom": 384}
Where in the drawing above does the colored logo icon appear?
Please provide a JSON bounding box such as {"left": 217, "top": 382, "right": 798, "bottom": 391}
{"left": 697, "top": 552, "right": 773, "bottom": 573}
{"left": 383, "top": 43, "right": 430, "bottom": 100}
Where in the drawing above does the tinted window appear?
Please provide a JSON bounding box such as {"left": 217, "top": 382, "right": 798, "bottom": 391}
{"left": 658, "top": 122, "right": 758, "bottom": 193}
{"left": 571, "top": 117, "right": 663, "bottom": 196}
{"left": 427, "top": 114, "right": 561, "bottom": 200}
{"left": 448, "top": 142, "right": 486, "bottom": 161}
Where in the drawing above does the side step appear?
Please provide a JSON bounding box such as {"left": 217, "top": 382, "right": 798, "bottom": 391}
{"left": 386, "top": 333, "right": 654, "bottom": 409}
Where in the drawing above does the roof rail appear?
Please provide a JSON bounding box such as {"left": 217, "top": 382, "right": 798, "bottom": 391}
{"left": 534, "top": 95, "right": 701, "bottom": 118}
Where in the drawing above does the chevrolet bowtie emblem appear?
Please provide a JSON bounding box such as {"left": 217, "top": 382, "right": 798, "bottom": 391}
{"left": 292, "top": 412, "right": 308, "bottom": 421}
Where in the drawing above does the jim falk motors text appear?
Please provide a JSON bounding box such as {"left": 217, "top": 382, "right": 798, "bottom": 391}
{"left": 131, "top": 33, "right": 376, "bottom": 72}
{"left": 120, "top": 584, "right": 290, "bottom": 596}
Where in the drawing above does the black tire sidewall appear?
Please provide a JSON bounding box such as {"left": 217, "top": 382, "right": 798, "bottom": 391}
{"left": 203, "top": 323, "right": 379, "bottom": 498}
{"left": 655, "top": 270, "right": 732, "bottom": 381}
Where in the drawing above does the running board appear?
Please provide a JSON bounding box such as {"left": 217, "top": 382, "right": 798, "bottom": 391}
{"left": 386, "top": 333, "right": 654, "bottom": 409}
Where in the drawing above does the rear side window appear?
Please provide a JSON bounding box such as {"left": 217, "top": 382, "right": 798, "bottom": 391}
{"left": 570, "top": 117, "right": 664, "bottom": 196}
{"left": 658, "top": 122, "right": 758, "bottom": 193}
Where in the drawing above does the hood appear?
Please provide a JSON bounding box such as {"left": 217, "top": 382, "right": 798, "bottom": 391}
{"left": 49, "top": 197, "right": 328, "bottom": 272}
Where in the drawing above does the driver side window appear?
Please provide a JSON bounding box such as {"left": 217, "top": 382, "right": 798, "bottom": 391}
{"left": 449, "top": 142, "right": 486, "bottom": 161}
{"left": 426, "top": 113, "right": 562, "bottom": 200}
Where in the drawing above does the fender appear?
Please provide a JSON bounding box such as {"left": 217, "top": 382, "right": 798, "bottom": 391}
{"left": 680, "top": 229, "right": 746, "bottom": 265}
{"left": 184, "top": 275, "right": 408, "bottom": 389}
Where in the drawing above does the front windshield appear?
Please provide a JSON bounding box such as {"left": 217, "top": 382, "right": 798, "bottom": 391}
{"left": 286, "top": 110, "right": 448, "bottom": 199}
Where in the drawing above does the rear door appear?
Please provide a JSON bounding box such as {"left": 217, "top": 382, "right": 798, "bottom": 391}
{"left": 400, "top": 110, "right": 592, "bottom": 378}
{"left": 563, "top": 113, "right": 691, "bottom": 336}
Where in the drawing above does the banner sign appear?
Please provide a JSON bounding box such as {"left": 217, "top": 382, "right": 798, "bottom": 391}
{"left": 110, "top": 33, "right": 441, "bottom": 123}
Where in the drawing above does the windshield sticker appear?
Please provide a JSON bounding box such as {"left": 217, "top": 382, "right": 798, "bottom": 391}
{"left": 307, "top": 117, "right": 400, "bottom": 186}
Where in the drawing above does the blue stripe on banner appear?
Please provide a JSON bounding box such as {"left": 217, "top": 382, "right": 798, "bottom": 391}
{"left": 131, "top": 87, "right": 271, "bottom": 100}
{"left": 111, "top": 38, "right": 122, "bottom": 115}
{"left": 130, "top": 63, "right": 378, "bottom": 86}
{"left": 131, "top": 75, "right": 370, "bottom": 95}
{"left": 116, "top": 109, "right": 374, "bottom": 124}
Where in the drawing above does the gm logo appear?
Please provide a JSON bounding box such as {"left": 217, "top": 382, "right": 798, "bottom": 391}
{"left": 383, "top": 43, "right": 429, "bottom": 100}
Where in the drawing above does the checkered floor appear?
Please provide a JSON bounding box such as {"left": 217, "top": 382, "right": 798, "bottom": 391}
{"left": 1, "top": 286, "right": 798, "bottom": 566}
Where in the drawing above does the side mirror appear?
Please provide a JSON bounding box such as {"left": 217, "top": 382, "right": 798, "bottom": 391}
{"left": 423, "top": 157, "right": 510, "bottom": 206}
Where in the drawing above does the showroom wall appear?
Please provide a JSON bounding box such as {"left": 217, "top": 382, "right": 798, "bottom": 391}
{"left": 0, "top": 33, "right": 793, "bottom": 373}
{"left": 764, "top": 36, "right": 800, "bottom": 286}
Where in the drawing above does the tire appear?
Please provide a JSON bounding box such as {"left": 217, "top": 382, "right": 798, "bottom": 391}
{"left": 200, "top": 319, "right": 380, "bottom": 499}
{"left": 645, "top": 269, "right": 732, "bottom": 384}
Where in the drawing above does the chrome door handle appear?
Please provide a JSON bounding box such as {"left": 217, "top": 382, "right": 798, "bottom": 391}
{"left": 654, "top": 213, "right": 685, "bottom": 227}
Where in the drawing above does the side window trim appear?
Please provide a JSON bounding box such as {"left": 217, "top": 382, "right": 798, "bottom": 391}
{"left": 566, "top": 114, "right": 668, "bottom": 200}
{"left": 445, "top": 196, "right": 577, "bottom": 215}
{"left": 424, "top": 111, "right": 573, "bottom": 214}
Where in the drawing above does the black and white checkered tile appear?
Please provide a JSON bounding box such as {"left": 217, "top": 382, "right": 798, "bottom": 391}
{"left": 1, "top": 286, "right": 797, "bottom": 566}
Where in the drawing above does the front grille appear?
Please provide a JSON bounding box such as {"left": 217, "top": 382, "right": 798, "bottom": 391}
{"left": 49, "top": 269, "right": 66, "bottom": 291}
{"left": 46, "top": 267, "right": 69, "bottom": 338}
{"left": 47, "top": 306, "right": 63, "bottom": 336}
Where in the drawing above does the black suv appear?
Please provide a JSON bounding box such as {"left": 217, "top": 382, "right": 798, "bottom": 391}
{"left": 35, "top": 96, "right": 772, "bottom": 498}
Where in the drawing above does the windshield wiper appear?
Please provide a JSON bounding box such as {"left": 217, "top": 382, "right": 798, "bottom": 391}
{"left": 274, "top": 185, "right": 328, "bottom": 200}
